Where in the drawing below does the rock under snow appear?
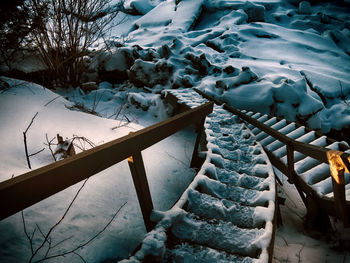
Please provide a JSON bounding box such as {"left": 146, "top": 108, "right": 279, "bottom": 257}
{"left": 124, "top": 0, "right": 155, "bottom": 15}
{"left": 128, "top": 59, "right": 173, "bottom": 88}
{"left": 100, "top": 47, "right": 137, "bottom": 83}
{"left": 298, "top": 1, "right": 311, "bottom": 15}
{"left": 243, "top": 2, "right": 266, "bottom": 22}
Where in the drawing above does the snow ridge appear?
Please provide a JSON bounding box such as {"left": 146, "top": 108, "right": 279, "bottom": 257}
{"left": 122, "top": 89, "right": 276, "bottom": 262}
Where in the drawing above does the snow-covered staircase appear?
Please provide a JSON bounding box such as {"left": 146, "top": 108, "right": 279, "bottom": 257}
{"left": 124, "top": 89, "right": 276, "bottom": 262}
{"left": 240, "top": 109, "right": 350, "bottom": 227}
{"left": 242, "top": 111, "right": 350, "bottom": 197}
{"left": 195, "top": 89, "right": 350, "bottom": 228}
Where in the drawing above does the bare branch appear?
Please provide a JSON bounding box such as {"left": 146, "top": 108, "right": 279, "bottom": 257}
{"left": 29, "top": 178, "right": 90, "bottom": 262}
{"left": 44, "top": 95, "right": 62, "bottom": 107}
{"left": 45, "top": 134, "right": 57, "bottom": 162}
{"left": 23, "top": 112, "right": 39, "bottom": 169}
{"left": 51, "top": 235, "right": 74, "bottom": 249}
{"left": 73, "top": 252, "right": 87, "bottom": 263}
{"left": 22, "top": 211, "right": 34, "bottom": 255}
{"left": 28, "top": 148, "right": 45, "bottom": 157}
{"left": 24, "top": 112, "right": 39, "bottom": 135}
{"left": 71, "top": 135, "right": 96, "bottom": 151}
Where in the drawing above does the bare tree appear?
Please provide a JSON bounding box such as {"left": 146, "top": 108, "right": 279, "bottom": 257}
{"left": 28, "top": 0, "right": 123, "bottom": 88}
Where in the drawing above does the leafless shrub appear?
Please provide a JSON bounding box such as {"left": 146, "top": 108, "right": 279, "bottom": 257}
{"left": 27, "top": 0, "right": 124, "bottom": 88}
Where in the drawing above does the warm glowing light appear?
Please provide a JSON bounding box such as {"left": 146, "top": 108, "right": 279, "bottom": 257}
{"left": 327, "top": 150, "right": 350, "bottom": 184}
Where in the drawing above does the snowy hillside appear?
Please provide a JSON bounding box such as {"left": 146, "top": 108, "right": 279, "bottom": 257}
{"left": 1, "top": 0, "right": 350, "bottom": 262}
{"left": 108, "top": 0, "right": 350, "bottom": 139}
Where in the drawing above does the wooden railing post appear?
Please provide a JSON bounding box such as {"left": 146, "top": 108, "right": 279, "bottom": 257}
{"left": 286, "top": 141, "right": 295, "bottom": 184}
{"left": 327, "top": 150, "right": 349, "bottom": 227}
{"left": 128, "top": 151, "right": 155, "bottom": 232}
{"left": 190, "top": 117, "right": 206, "bottom": 168}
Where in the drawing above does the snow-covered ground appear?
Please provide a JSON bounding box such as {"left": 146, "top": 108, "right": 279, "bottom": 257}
{"left": 1, "top": 0, "right": 350, "bottom": 262}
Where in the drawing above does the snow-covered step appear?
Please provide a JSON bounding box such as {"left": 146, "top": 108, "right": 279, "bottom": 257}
{"left": 300, "top": 163, "right": 331, "bottom": 185}
{"left": 262, "top": 123, "right": 297, "bottom": 153}
{"left": 247, "top": 114, "right": 268, "bottom": 131}
{"left": 300, "top": 142, "right": 347, "bottom": 186}
{"left": 196, "top": 178, "right": 268, "bottom": 207}
{"left": 254, "top": 118, "right": 278, "bottom": 141}
{"left": 278, "top": 123, "right": 296, "bottom": 135}
{"left": 171, "top": 213, "right": 264, "bottom": 257}
{"left": 186, "top": 189, "right": 265, "bottom": 228}
{"left": 311, "top": 175, "right": 350, "bottom": 196}
{"left": 260, "top": 121, "right": 287, "bottom": 147}
{"left": 294, "top": 136, "right": 328, "bottom": 173}
{"left": 273, "top": 126, "right": 307, "bottom": 158}
{"left": 251, "top": 112, "right": 262, "bottom": 119}
{"left": 164, "top": 242, "right": 254, "bottom": 263}
{"left": 257, "top": 114, "right": 269, "bottom": 122}
{"left": 279, "top": 131, "right": 317, "bottom": 164}
{"left": 214, "top": 168, "right": 268, "bottom": 191}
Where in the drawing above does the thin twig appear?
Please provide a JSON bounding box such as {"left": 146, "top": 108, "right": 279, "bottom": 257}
{"left": 111, "top": 121, "right": 135, "bottom": 131}
{"left": 297, "top": 243, "right": 305, "bottom": 263}
{"left": 71, "top": 136, "right": 95, "bottom": 149}
{"left": 23, "top": 112, "right": 39, "bottom": 169}
{"left": 73, "top": 252, "right": 87, "bottom": 263}
{"left": 165, "top": 151, "right": 188, "bottom": 167}
{"left": 28, "top": 148, "right": 45, "bottom": 157}
{"left": 51, "top": 235, "right": 74, "bottom": 249}
{"left": 22, "top": 211, "right": 34, "bottom": 254}
{"left": 45, "top": 134, "right": 57, "bottom": 162}
{"left": 92, "top": 89, "right": 107, "bottom": 112}
{"left": 36, "top": 224, "right": 45, "bottom": 239}
{"left": 44, "top": 237, "right": 52, "bottom": 259}
{"left": 282, "top": 236, "right": 288, "bottom": 246}
{"left": 44, "top": 95, "right": 61, "bottom": 107}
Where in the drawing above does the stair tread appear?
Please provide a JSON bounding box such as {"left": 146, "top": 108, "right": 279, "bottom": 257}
{"left": 164, "top": 242, "right": 255, "bottom": 263}
{"left": 171, "top": 213, "right": 264, "bottom": 257}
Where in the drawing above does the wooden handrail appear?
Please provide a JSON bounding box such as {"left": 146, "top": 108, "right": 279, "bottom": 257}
{"left": 194, "top": 88, "right": 350, "bottom": 225}
{"left": 0, "top": 102, "right": 214, "bottom": 221}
